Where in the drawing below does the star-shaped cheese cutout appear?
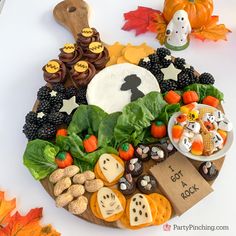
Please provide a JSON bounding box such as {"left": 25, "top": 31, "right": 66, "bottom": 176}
{"left": 37, "top": 112, "right": 45, "bottom": 119}
{"left": 184, "top": 64, "right": 191, "bottom": 69}
{"left": 50, "top": 90, "right": 57, "bottom": 97}
{"left": 164, "top": 55, "right": 172, "bottom": 61}
{"left": 59, "top": 96, "right": 79, "bottom": 115}
{"left": 143, "top": 57, "right": 150, "bottom": 62}
{"left": 161, "top": 63, "right": 181, "bottom": 81}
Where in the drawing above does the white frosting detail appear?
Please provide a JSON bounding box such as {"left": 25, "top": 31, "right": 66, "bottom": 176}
{"left": 97, "top": 187, "right": 123, "bottom": 219}
{"left": 98, "top": 154, "right": 124, "bottom": 183}
{"left": 129, "top": 194, "right": 153, "bottom": 226}
{"left": 179, "top": 136, "right": 192, "bottom": 153}
{"left": 86, "top": 63, "right": 160, "bottom": 113}
{"left": 219, "top": 118, "right": 233, "bottom": 132}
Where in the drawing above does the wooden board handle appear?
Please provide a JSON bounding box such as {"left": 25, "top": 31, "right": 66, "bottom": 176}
{"left": 53, "top": 0, "right": 89, "bottom": 40}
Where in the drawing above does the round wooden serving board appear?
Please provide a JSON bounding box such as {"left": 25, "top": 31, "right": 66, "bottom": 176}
{"left": 39, "top": 0, "right": 225, "bottom": 229}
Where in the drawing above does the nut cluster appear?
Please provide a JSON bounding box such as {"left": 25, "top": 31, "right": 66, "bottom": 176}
{"left": 49, "top": 165, "right": 104, "bottom": 215}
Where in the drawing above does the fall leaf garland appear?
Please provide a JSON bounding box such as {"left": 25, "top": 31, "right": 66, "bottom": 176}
{"left": 0, "top": 191, "right": 60, "bottom": 236}
{"left": 122, "top": 6, "right": 231, "bottom": 43}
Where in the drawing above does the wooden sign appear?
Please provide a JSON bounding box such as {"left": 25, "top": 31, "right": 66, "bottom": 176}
{"left": 150, "top": 152, "right": 213, "bottom": 215}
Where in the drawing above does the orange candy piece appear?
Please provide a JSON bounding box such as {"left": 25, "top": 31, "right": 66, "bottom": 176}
{"left": 191, "top": 134, "right": 204, "bottom": 156}
{"left": 172, "top": 125, "right": 184, "bottom": 142}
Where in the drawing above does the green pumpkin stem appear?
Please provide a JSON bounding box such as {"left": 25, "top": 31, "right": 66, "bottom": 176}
{"left": 121, "top": 143, "right": 130, "bottom": 152}
{"left": 56, "top": 152, "right": 66, "bottom": 160}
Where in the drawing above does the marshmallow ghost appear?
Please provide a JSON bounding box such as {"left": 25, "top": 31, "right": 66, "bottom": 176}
{"left": 165, "top": 10, "right": 191, "bottom": 51}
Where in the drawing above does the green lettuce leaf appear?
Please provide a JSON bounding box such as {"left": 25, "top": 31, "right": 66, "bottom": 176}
{"left": 158, "top": 103, "right": 180, "bottom": 124}
{"left": 114, "top": 92, "right": 167, "bottom": 144}
{"left": 184, "top": 84, "right": 224, "bottom": 101}
{"left": 68, "top": 105, "right": 108, "bottom": 136}
{"left": 98, "top": 112, "right": 122, "bottom": 148}
{"left": 23, "top": 140, "right": 59, "bottom": 180}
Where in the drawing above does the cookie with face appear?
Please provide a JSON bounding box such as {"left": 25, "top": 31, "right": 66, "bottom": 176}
{"left": 94, "top": 154, "right": 125, "bottom": 186}
{"left": 90, "top": 187, "right": 126, "bottom": 222}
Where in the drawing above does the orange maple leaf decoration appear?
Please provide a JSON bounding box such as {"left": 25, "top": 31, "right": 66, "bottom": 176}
{"left": 0, "top": 191, "right": 60, "bottom": 236}
{"left": 191, "top": 16, "right": 231, "bottom": 41}
{"left": 148, "top": 13, "right": 167, "bottom": 45}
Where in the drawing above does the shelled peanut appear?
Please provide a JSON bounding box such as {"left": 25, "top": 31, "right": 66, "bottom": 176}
{"left": 49, "top": 165, "right": 104, "bottom": 215}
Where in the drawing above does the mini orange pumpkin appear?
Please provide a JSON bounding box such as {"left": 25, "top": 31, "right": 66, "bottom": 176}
{"left": 163, "top": 0, "right": 214, "bottom": 29}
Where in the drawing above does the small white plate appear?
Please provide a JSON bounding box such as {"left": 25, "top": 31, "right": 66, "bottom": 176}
{"left": 168, "top": 104, "right": 234, "bottom": 162}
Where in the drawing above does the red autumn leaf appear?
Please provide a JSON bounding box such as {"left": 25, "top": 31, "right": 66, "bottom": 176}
{"left": 0, "top": 192, "right": 16, "bottom": 226}
{"left": 122, "top": 6, "right": 161, "bottom": 36}
{"left": 0, "top": 192, "right": 60, "bottom": 236}
{"left": 148, "top": 13, "right": 168, "bottom": 45}
{"left": 191, "top": 16, "right": 231, "bottom": 41}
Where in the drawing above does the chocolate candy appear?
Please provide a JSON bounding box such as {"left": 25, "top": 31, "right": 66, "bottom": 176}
{"left": 137, "top": 174, "right": 158, "bottom": 194}
{"left": 199, "top": 161, "right": 219, "bottom": 181}
{"left": 43, "top": 59, "right": 67, "bottom": 84}
{"left": 76, "top": 28, "right": 101, "bottom": 48}
{"left": 134, "top": 144, "right": 150, "bottom": 162}
{"left": 70, "top": 60, "right": 96, "bottom": 87}
{"left": 118, "top": 174, "right": 136, "bottom": 195}
{"left": 149, "top": 144, "right": 168, "bottom": 163}
{"left": 58, "top": 43, "right": 83, "bottom": 67}
{"left": 159, "top": 138, "right": 177, "bottom": 157}
{"left": 125, "top": 158, "right": 143, "bottom": 177}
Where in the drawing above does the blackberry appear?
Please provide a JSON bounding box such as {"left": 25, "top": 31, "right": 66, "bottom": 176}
{"left": 37, "top": 100, "right": 51, "bottom": 113}
{"left": 160, "top": 58, "right": 172, "bottom": 68}
{"left": 199, "top": 73, "right": 215, "bottom": 85}
{"left": 51, "top": 102, "right": 63, "bottom": 113}
{"left": 36, "top": 112, "right": 48, "bottom": 126}
{"left": 25, "top": 111, "right": 37, "bottom": 124}
{"left": 174, "top": 57, "right": 186, "bottom": 69}
{"left": 37, "top": 123, "right": 56, "bottom": 140}
{"left": 37, "top": 86, "right": 50, "bottom": 101}
{"left": 148, "top": 53, "right": 160, "bottom": 64}
{"left": 76, "top": 87, "right": 87, "bottom": 104}
{"left": 52, "top": 83, "right": 66, "bottom": 93}
{"left": 64, "top": 114, "right": 73, "bottom": 126}
{"left": 138, "top": 57, "right": 152, "bottom": 70}
{"left": 150, "top": 64, "right": 161, "bottom": 77}
{"left": 177, "top": 72, "right": 192, "bottom": 88}
{"left": 160, "top": 80, "right": 178, "bottom": 93}
{"left": 155, "top": 72, "right": 164, "bottom": 84}
{"left": 48, "top": 112, "right": 65, "bottom": 125}
{"left": 156, "top": 47, "right": 171, "bottom": 59}
{"left": 65, "top": 87, "right": 78, "bottom": 99}
{"left": 50, "top": 92, "right": 64, "bottom": 105}
{"left": 23, "top": 123, "right": 38, "bottom": 140}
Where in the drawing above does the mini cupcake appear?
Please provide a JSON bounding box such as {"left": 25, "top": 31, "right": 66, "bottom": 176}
{"left": 70, "top": 60, "right": 96, "bottom": 87}
{"left": 83, "top": 41, "right": 110, "bottom": 70}
{"left": 76, "top": 27, "right": 101, "bottom": 48}
{"left": 43, "top": 59, "right": 67, "bottom": 84}
{"left": 58, "top": 43, "right": 83, "bottom": 67}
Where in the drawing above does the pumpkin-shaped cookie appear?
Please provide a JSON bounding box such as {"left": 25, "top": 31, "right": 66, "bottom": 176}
{"left": 94, "top": 153, "right": 125, "bottom": 186}
{"left": 90, "top": 187, "right": 126, "bottom": 222}
{"left": 120, "top": 193, "right": 157, "bottom": 230}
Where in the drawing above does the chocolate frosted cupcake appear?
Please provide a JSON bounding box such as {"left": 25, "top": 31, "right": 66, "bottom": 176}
{"left": 76, "top": 27, "right": 101, "bottom": 48}
{"left": 58, "top": 43, "right": 83, "bottom": 67}
{"left": 70, "top": 60, "right": 96, "bottom": 87}
{"left": 43, "top": 59, "right": 67, "bottom": 84}
{"left": 83, "top": 41, "right": 110, "bottom": 70}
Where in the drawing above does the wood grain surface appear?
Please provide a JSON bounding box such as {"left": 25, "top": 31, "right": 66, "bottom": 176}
{"left": 39, "top": 0, "right": 226, "bottom": 229}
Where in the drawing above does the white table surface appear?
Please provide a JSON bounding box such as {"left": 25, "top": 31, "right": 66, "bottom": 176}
{"left": 0, "top": 0, "right": 236, "bottom": 235}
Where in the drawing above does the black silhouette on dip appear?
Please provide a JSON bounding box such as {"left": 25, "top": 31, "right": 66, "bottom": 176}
{"left": 120, "top": 74, "right": 145, "bottom": 102}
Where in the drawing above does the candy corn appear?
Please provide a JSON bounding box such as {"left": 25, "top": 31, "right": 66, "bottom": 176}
{"left": 180, "top": 102, "right": 197, "bottom": 114}
{"left": 191, "top": 134, "right": 204, "bottom": 156}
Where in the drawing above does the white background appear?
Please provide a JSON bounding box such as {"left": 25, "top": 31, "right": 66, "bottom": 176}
{"left": 0, "top": 0, "right": 236, "bottom": 235}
